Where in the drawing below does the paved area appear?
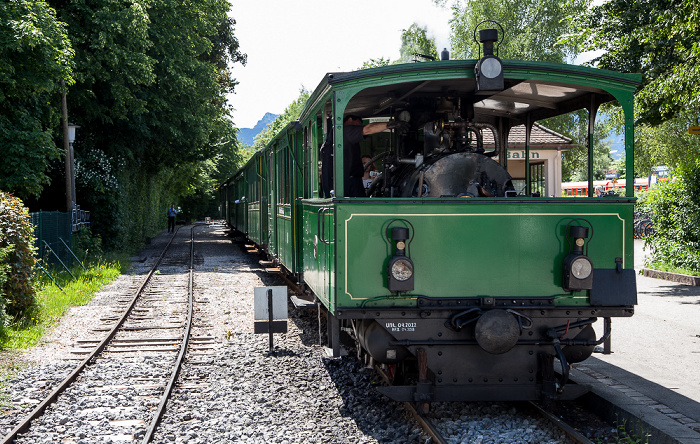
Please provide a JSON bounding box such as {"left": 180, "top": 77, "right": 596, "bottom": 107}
{"left": 571, "top": 239, "right": 700, "bottom": 443}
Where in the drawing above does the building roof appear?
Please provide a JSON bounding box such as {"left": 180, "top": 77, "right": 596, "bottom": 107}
{"left": 484, "top": 122, "right": 575, "bottom": 150}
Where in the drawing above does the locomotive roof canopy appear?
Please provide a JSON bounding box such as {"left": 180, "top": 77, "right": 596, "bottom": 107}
{"left": 321, "top": 60, "right": 640, "bottom": 127}
{"left": 342, "top": 77, "right": 613, "bottom": 126}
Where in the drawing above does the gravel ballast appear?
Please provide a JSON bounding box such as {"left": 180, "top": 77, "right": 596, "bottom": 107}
{"left": 0, "top": 223, "right": 574, "bottom": 443}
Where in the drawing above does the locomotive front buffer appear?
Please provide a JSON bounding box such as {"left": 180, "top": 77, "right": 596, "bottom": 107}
{"left": 350, "top": 299, "right": 631, "bottom": 405}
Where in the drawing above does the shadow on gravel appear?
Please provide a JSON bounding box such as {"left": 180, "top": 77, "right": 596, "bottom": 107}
{"left": 321, "top": 356, "right": 420, "bottom": 443}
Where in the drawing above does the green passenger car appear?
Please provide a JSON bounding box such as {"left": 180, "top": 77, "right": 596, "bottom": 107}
{"left": 220, "top": 31, "right": 640, "bottom": 404}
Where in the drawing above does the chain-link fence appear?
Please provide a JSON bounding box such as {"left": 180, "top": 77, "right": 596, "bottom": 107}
{"left": 30, "top": 210, "right": 73, "bottom": 269}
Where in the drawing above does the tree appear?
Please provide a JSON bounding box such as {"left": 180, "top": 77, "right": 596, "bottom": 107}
{"left": 358, "top": 57, "right": 392, "bottom": 70}
{"left": 397, "top": 24, "right": 439, "bottom": 63}
{"left": 0, "top": 0, "right": 73, "bottom": 199}
{"left": 565, "top": 0, "right": 700, "bottom": 125}
{"left": 442, "top": 0, "right": 587, "bottom": 62}
{"left": 359, "top": 23, "right": 439, "bottom": 69}
{"left": 36, "top": 0, "right": 247, "bottom": 250}
{"left": 139, "top": 0, "right": 246, "bottom": 171}
{"left": 633, "top": 111, "right": 700, "bottom": 176}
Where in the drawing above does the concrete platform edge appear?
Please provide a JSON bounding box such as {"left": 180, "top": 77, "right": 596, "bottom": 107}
{"left": 569, "top": 369, "right": 700, "bottom": 444}
{"left": 642, "top": 269, "right": 700, "bottom": 286}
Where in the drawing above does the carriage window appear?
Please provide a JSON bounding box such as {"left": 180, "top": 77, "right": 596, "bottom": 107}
{"left": 278, "top": 147, "right": 291, "bottom": 204}
{"left": 529, "top": 162, "right": 545, "bottom": 197}
{"left": 304, "top": 126, "right": 311, "bottom": 198}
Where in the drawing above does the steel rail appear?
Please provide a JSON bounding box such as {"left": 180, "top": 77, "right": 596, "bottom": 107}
{"left": 1, "top": 228, "right": 181, "bottom": 444}
{"left": 142, "top": 226, "right": 196, "bottom": 442}
{"left": 527, "top": 401, "right": 594, "bottom": 444}
{"left": 373, "top": 365, "right": 447, "bottom": 444}
{"left": 403, "top": 401, "right": 448, "bottom": 444}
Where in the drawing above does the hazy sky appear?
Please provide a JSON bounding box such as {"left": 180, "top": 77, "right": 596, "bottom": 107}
{"left": 227, "top": 0, "right": 453, "bottom": 129}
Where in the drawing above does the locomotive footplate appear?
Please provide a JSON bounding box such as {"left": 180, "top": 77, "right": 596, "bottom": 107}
{"left": 345, "top": 307, "right": 617, "bottom": 403}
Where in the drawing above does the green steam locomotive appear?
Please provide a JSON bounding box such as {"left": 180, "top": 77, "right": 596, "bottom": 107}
{"left": 220, "top": 28, "right": 639, "bottom": 405}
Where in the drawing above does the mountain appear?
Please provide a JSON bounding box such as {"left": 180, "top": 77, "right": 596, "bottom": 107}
{"left": 238, "top": 112, "right": 278, "bottom": 146}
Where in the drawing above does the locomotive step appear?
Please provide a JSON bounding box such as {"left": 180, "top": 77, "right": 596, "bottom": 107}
{"left": 291, "top": 295, "right": 316, "bottom": 309}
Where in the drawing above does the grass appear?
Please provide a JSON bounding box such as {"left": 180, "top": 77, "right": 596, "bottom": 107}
{"left": 0, "top": 255, "right": 128, "bottom": 350}
{"left": 612, "top": 415, "right": 651, "bottom": 444}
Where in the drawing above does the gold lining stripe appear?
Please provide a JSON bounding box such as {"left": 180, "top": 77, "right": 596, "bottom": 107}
{"left": 343, "top": 212, "right": 626, "bottom": 300}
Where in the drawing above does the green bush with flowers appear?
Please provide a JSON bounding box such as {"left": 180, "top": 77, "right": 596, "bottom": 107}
{"left": 0, "top": 191, "right": 37, "bottom": 318}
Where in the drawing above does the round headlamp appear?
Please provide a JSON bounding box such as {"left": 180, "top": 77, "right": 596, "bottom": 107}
{"left": 571, "top": 256, "right": 593, "bottom": 280}
{"left": 481, "top": 57, "right": 502, "bottom": 79}
{"left": 391, "top": 258, "right": 414, "bottom": 282}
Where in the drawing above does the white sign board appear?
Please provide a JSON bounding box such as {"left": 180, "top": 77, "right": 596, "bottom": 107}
{"left": 254, "top": 286, "right": 288, "bottom": 320}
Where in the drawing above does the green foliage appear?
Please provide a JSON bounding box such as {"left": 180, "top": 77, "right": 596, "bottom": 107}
{"left": 443, "top": 0, "right": 587, "bottom": 62}
{"left": 0, "top": 0, "right": 73, "bottom": 199}
{"left": 397, "top": 24, "right": 439, "bottom": 63}
{"left": 557, "top": 114, "right": 615, "bottom": 182}
{"left": 645, "top": 159, "right": 700, "bottom": 275}
{"left": 0, "top": 246, "right": 11, "bottom": 307}
{"left": 114, "top": 166, "right": 177, "bottom": 251}
{"left": 72, "top": 228, "right": 103, "bottom": 262}
{"left": 634, "top": 111, "right": 700, "bottom": 177}
{"left": 566, "top": 0, "right": 700, "bottom": 125}
{"left": 36, "top": 0, "right": 248, "bottom": 251}
{"left": 54, "top": 0, "right": 246, "bottom": 171}
{"left": 359, "top": 23, "right": 439, "bottom": 68}
{"left": 612, "top": 415, "right": 651, "bottom": 444}
{"left": 211, "top": 127, "right": 247, "bottom": 185}
{"left": 0, "top": 192, "right": 37, "bottom": 318}
{"left": 253, "top": 89, "right": 311, "bottom": 151}
{"left": 561, "top": 140, "right": 614, "bottom": 182}
{"left": 358, "top": 57, "right": 392, "bottom": 70}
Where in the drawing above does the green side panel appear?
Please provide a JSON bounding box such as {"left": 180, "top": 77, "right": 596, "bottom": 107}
{"left": 334, "top": 200, "right": 633, "bottom": 309}
{"left": 276, "top": 206, "right": 293, "bottom": 268}
{"left": 248, "top": 203, "right": 261, "bottom": 244}
{"left": 300, "top": 200, "right": 335, "bottom": 308}
{"left": 235, "top": 177, "right": 245, "bottom": 231}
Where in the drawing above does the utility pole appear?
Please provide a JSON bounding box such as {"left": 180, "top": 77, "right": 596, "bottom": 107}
{"left": 61, "top": 80, "right": 73, "bottom": 213}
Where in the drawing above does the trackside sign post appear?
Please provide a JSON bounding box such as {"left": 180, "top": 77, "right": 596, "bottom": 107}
{"left": 254, "top": 286, "right": 288, "bottom": 354}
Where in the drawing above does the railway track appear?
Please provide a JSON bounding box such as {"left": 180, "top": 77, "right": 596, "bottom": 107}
{"left": 403, "top": 399, "right": 594, "bottom": 444}
{"left": 2, "top": 226, "right": 197, "bottom": 444}
{"left": 376, "top": 365, "right": 594, "bottom": 443}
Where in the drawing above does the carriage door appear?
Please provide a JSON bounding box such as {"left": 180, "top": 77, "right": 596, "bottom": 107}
{"left": 317, "top": 205, "right": 335, "bottom": 308}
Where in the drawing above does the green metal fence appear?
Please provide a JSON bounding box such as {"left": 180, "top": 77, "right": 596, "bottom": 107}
{"left": 30, "top": 211, "right": 73, "bottom": 269}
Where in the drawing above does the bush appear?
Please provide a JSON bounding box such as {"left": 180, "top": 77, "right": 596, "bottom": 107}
{"left": 645, "top": 160, "right": 700, "bottom": 274}
{"left": 0, "top": 191, "right": 37, "bottom": 317}
{"left": 72, "top": 227, "right": 103, "bottom": 263}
